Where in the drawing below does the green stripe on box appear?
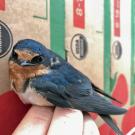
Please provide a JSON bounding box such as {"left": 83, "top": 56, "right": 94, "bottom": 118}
{"left": 131, "top": 0, "right": 135, "bottom": 105}
{"left": 50, "top": 0, "right": 65, "bottom": 59}
{"left": 104, "top": 0, "right": 111, "bottom": 93}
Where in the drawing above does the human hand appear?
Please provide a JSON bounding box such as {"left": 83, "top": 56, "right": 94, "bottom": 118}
{"left": 12, "top": 106, "right": 100, "bottom": 135}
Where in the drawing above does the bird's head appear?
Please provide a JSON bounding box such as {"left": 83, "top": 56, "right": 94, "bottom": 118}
{"left": 9, "top": 39, "right": 63, "bottom": 80}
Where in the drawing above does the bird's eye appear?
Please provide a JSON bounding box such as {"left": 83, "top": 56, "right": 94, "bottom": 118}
{"left": 31, "top": 55, "right": 43, "bottom": 64}
{"left": 12, "top": 51, "right": 18, "bottom": 59}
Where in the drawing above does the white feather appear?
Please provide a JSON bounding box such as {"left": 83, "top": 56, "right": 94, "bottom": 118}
{"left": 16, "top": 85, "right": 54, "bottom": 106}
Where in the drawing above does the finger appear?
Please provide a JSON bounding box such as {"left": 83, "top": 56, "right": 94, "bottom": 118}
{"left": 83, "top": 114, "right": 100, "bottom": 135}
{"left": 12, "top": 106, "right": 54, "bottom": 135}
{"left": 47, "top": 107, "right": 83, "bottom": 135}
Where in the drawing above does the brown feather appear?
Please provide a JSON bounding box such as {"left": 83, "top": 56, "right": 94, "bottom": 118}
{"left": 9, "top": 60, "right": 48, "bottom": 92}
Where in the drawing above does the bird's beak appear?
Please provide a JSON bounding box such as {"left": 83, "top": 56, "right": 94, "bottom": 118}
{"left": 19, "top": 60, "right": 35, "bottom": 66}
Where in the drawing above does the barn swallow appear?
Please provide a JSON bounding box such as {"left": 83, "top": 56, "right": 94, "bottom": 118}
{"left": 9, "top": 39, "right": 127, "bottom": 135}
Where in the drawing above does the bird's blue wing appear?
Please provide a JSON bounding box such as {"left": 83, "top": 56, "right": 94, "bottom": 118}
{"left": 64, "top": 84, "right": 126, "bottom": 115}
{"left": 30, "top": 73, "right": 72, "bottom": 108}
{"left": 30, "top": 72, "right": 126, "bottom": 115}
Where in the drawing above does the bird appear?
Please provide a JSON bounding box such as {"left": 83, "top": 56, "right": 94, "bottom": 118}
{"left": 9, "top": 39, "right": 127, "bottom": 135}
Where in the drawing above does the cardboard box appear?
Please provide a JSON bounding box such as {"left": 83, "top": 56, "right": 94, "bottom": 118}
{"left": 99, "top": 0, "right": 135, "bottom": 134}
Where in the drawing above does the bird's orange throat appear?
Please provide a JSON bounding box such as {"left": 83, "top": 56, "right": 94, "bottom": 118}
{"left": 9, "top": 60, "right": 48, "bottom": 92}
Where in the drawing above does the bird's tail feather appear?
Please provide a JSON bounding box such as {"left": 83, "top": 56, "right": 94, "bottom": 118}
{"left": 100, "top": 114, "right": 123, "bottom": 135}
{"left": 92, "top": 83, "right": 121, "bottom": 104}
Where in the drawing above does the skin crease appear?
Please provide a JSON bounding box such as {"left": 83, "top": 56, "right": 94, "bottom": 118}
{"left": 12, "top": 106, "right": 54, "bottom": 135}
{"left": 13, "top": 106, "right": 100, "bottom": 135}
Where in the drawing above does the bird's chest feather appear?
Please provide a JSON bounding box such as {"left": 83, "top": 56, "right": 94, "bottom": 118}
{"left": 18, "top": 85, "right": 54, "bottom": 106}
